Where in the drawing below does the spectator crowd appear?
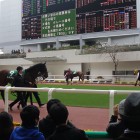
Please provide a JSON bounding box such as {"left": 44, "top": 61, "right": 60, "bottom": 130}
{"left": 1, "top": 92, "right": 140, "bottom": 140}
{"left": 1, "top": 99, "right": 88, "bottom": 140}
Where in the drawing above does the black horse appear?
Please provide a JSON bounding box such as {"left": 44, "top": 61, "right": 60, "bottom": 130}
{"left": 64, "top": 70, "right": 84, "bottom": 85}
{"left": 0, "top": 62, "right": 48, "bottom": 101}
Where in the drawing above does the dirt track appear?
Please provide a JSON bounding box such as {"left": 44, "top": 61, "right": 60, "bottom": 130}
{"left": 0, "top": 100, "right": 109, "bottom": 131}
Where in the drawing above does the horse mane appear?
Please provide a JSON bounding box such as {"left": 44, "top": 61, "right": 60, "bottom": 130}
{"left": 26, "top": 63, "right": 45, "bottom": 72}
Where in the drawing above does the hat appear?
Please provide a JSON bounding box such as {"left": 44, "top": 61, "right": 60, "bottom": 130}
{"left": 118, "top": 99, "right": 125, "bottom": 115}
{"left": 16, "top": 66, "right": 23, "bottom": 71}
{"left": 124, "top": 93, "right": 140, "bottom": 121}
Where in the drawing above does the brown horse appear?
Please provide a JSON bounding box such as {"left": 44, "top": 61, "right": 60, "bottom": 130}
{"left": 0, "top": 63, "right": 48, "bottom": 101}
{"left": 64, "top": 70, "right": 84, "bottom": 85}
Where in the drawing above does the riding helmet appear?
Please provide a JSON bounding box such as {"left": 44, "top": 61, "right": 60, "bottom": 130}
{"left": 134, "top": 69, "right": 138, "bottom": 75}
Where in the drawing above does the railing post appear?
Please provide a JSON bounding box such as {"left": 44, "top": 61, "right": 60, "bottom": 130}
{"left": 48, "top": 88, "right": 56, "bottom": 101}
{"left": 109, "top": 90, "right": 115, "bottom": 119}
{"left": 4, "top": 86, "right": 11, "bottom": 112}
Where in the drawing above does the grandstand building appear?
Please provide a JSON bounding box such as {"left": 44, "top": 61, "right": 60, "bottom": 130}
{"left": 0, "top": 0, "right": 140, "bottom": 79}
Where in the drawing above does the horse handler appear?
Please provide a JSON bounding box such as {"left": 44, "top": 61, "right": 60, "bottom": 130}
{"left": 9, "top": 66, "right": 27, "bottom": 111}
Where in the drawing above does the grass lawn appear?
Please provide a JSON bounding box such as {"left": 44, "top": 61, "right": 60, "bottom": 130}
{"left": 7, "top": 84, "right": 140, "bottom": 108}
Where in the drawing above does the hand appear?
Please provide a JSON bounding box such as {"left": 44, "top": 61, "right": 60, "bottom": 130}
{"left": 29, "top": 82, "right": 32, "bottom": 85}
{"left": 113, "top": 104, "right": 119, "bottom": 117}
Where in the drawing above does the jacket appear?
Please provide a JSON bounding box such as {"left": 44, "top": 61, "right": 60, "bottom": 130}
{"left": 116, "top": 129, "right": 140, "bottom": 140}
{"left": 39, "top": 115, "right": 76, "bottom": 139}
{"left": 48, "top": 125, "right": 88, "bottom": 140}
{"left": 12, "top": 73, "right": 25, "bottom": 87}
{"left": 106, "top": 115, "right": 126, "bottom": 138}
{"left": 10, "top": 126, "right": 45, "bottom": 140}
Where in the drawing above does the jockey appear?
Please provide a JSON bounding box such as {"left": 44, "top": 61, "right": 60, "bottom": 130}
{"left": 16, "top": 66, "right": 23, "bottom": 75}
{"left": 65, "top": 68, "right": 71, "bottom": 77}
{"left": 134, "top": 69, "right": 140, "bottom": 86}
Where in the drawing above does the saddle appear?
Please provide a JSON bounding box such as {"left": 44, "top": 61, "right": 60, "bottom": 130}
{"left": 72, "top": 71, "right": 77, "bottom": 74}
{"left": 7, "top": 70, "right": 18, "bottom": 79}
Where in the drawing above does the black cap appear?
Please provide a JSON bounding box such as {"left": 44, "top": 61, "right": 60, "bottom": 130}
{"left": 16, "top": 66, "right": 23, "bottom": 71}
{"left": 124, "top": 93, "right": 140, "bottom": 121}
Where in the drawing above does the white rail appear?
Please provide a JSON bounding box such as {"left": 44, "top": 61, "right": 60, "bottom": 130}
{"left": 46, "top": 74, "right": 136, "bottom": 84}
{"left": 1, "top": 86, "right": 140, "bottom": 118}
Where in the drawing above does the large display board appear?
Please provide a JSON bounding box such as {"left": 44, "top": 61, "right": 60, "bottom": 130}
{"left": 22, "top": 0, "right": 137, "bottom": 40}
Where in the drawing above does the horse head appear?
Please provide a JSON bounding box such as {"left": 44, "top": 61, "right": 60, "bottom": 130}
{"left": 64, "top": 70, "right": 68, "bottom": 76}
{"left": 25, "top": 62, "right": 48, "bottom": 82}
{"left": 37, "top": 62, "right": 48, "bottom": 79}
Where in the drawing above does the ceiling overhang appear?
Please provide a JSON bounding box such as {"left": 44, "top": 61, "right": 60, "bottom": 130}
{"left": 24, "top": 56, "right": 67, "bottom": 63}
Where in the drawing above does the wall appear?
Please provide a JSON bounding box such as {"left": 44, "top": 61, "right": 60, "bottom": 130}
{"left": 24, "top": 50, "right": 140, "bottom": 76}
{"left": 111, "top": 35, "right": 139, "bottom": 46}
{"left": 0, "top": 58, "right": 33, "bottom": 67}
{"left": 48, "top": 63, "right": 81, "bottom": 75}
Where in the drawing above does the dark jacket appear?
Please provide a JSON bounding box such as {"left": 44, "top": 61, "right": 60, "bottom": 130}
{"left": 12, "top": 73, "right": 25, "bottom": 87}
{"left": 48, "top": 125, "right": 88, "bottom": 140}
{"left": 0, "top": 132, "right": 13, "bottom": 140}
{"left": 116, "top": 129, "right": 140, "bottom": 140}
{"left": 10, "top": 126, "right": 45, "bottom": 140}
{"left": 39, "top": 115, "right": 56, "bottom": 139}
{"left": 106, "top": 115, "right": 126, "bottom": 138}
{"left": 12, "top": 73, "right": 29, "bottom": 87}
{"left": 39, "top": 115, "right": 75, "bottom": 139}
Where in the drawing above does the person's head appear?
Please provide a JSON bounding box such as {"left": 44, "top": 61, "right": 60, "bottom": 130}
{"left": 47, "top": 99, "right": 61, "bottom": 114}
{"left": 20, "top": 105, "right": 40, "bottom": 128}
{"left": 123, "top": 93, "right": 140, "bottom": 130}
{"left": 134, "top": 69, "right": 138, "bottom": 75}
{"left": 16, "top": 66, "right": 23, "bottom": 74}
{"left": 49, "top": 103, "right": 69, "bottom": 126}
{"left": 0, "top": 111, "right": 14, "bottom": 135}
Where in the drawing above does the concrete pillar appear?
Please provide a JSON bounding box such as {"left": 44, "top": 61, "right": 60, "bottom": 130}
{"left": 108, "top": 38, "right": 112, "bottom": 46}
{"left": 56, "top": 38, "right": 61, "bottom": 49}
{"left": 80, "top": 35, "right": 85, "bottom": 50}
{"left": 37, "top": 44, "right": 41, "bottom": 51}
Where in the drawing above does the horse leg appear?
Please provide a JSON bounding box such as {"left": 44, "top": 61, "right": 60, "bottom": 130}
{"left": 80, "top": 74, "right": 84, "bottom": 84}
{"left": 71, "top": 78, "right": 73, "bottom": 85}
{"left": 66, "top": 77, "right": 69, "bottom": 85}
{"left": 33, "top": 92, "right": 44, "bottom": 107}
{"left": 79, "top": 76, "right": 80, "bottom": 82}
{"left": 0, "top": 90, "right": 5, "bottom": 102}
{"left": 29, "top": 92, "right": 33, "bottom": 105}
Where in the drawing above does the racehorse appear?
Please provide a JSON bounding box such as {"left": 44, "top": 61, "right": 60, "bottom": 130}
{"left": 64, "top": 70, "right": 84, "bottom": 85}
{"left": 0, "top": 62, "right": 48, "bottom": 101}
